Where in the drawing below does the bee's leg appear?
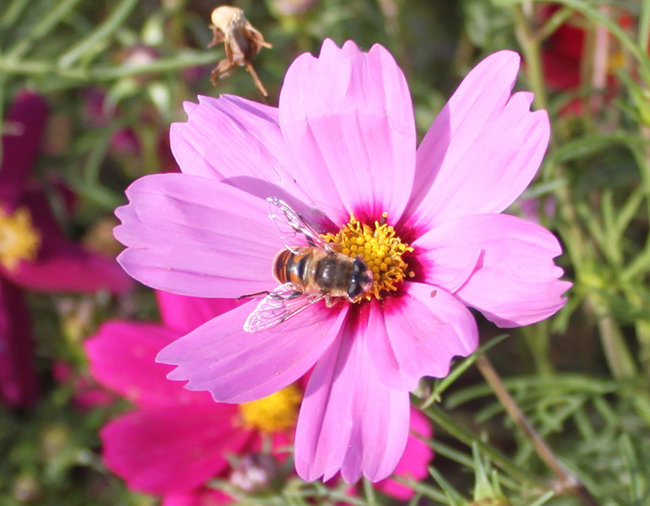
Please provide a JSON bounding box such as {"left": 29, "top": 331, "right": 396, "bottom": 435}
{"left": 325, "top": 294, "right": 334, "bottom": 307}
{"left": 236, "top": 290, "right": 270, "bottom": 301}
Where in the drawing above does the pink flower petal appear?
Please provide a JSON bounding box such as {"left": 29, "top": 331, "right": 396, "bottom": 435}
{"left": 365, "top": 282, "right": 478, "bottom": 391}
{"left": 376, "top": 407, "right": 433, "bottom": 500}
{"left": 3, "top": 186, "right": 132, "bottom": 294}
{"left": 415, "top": 213, "right": 571, "bottom": 327}
{"left": 155, "top": 291, "right": 239, "bottom": 334}
{"left": 404, "top": 51, "right": 550, "bottom": 232}
{"left": 157, "top": 300, "right": 349, "bottom": 403}
{"left": 0, "top": 278, "right": 38, "bottom": 408}
{"left": 101, "top": 403, "right": 249, "bottom": 494}
{"left": 85, "top": 321, "right": 214, "bottom": 408}
{"left": 163, "top": 489, "right": 232, "bottom": 506}
{"left": 295, "top": 316, "right": 410, "bottom": 483}
{"left": 114, "top": 173, "right": 285, "bottom": 298}
{"left": 279, "top": 39, "right": 416, "bottom": 224}
{"left": 0, "top": 92, "right": 48, "bottom": 206}
{"left": 170, "top": 95, "right": 310, "bottom": 204}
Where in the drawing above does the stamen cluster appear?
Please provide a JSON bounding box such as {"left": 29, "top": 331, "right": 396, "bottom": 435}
{"left": 0, "top": 206, "right": 41, "bottom": 271}
{"left": 323, "top": 213, "right": 412, "bottom": 301}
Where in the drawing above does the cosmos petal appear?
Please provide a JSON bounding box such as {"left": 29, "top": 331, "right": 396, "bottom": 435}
{"left": 0, "top": 278, "right": 38, "bottom": 408}
{"left": 3, "top": 186, "right": 132, "bottom": 294}
{"left": 0, "top": 92, "right": 48, "bottom": 206}
{"left": 376, "top": 407, "right": 433, "bottom": 500}
{"left": 415, "top": 213, "right": 571, "bottom": 327}
{"left": 114, "top": 173, "right": 285, "bottom": 298}
{"left": 85, "top": 321, "right": 215, "bottom": 408}
{"left": 295, "top": 315, "right": 410, "bottom": 483}
{"left": 279, "top": 39, "right": 416, "bottom": 225}
{"left": 157, "top": 301, "right": 348, "bottom": 403}
{"left": 101, "top": 403, "right": 249, "bottom": 495}
{"left": 170, "top": 95, "right": 310, "bottom": 203}
{"left": 155, "top": 290, "right": 239, "bottom": 335}
{"left": 404, "top": 51, "right": 550, "bottom": 231}
{"left": 366, "top": 282, "right": 478, "bottom": 391}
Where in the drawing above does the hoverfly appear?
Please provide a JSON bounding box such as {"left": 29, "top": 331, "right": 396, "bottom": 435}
{"left": 242, "top": 198, "right": 374, "bottom": 333}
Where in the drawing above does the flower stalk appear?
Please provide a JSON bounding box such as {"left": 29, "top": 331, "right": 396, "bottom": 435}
{"left": 475, "top": 355, "right": 600, "bottom": 506}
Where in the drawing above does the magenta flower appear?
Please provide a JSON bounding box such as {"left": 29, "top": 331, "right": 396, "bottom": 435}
{"left": 114, "top": 40, "right": 570, "bottom": 482}
{"left": 86, "top": 291, "right": 431, "bottom": 503}
{"left": 0, "top": 92, "right": 132, "bottom": 408}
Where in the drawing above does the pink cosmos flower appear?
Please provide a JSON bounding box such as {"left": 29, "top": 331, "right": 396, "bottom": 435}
{"left": 114, "top": 40, "right": 571, "bottom": 482}
{"left": 86, "top": 291, "right": 431, "bottom": 503}
{"left": 0, "top": 92, "right": 132, "bottom": 408}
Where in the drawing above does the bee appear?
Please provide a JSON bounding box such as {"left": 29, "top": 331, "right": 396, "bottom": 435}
{"left": 242, "top": 197, "right": 374, "bottom": 333}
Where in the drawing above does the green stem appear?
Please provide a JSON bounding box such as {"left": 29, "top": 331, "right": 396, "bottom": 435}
{"left": 512, "top": 5, "right": 549, "bottom": 112}
{"left": 0, "top": 50, "right": 219, "bottom": 82}
{"left": 58, "top": 0, "right": 139, "bottom": 68}
{"left": 641, "top": 0, "right": 650, "bottom": 53}
{"left": 5, "top": 0, "right": 84, "bottom": 61}
{"left": 420, "top": 404, "right": 547, "bottom": 488}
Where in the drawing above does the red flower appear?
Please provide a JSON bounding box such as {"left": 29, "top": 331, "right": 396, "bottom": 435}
{"left": 0, "top": 92, "right": 132, "bottom": 408}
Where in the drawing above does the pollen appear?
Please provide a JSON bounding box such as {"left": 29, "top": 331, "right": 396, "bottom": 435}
{"left": 0, "top": 206, "right": 41, "bottom": 271}
{"left": 323, "top": 213, "right": 412, "bottom": 301}
{"left": 238, "top": 384, "right": 302, "bottom": 433}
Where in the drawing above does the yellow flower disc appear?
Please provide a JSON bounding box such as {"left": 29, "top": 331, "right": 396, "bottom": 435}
{"left": 322, "top": 213, "right": 412, "bottom": 301}
{"left": 0, "top": 206, "right": 41, "bottom": 271}
{"left": 239, "top": 384, "right": 302, "bottom": 433}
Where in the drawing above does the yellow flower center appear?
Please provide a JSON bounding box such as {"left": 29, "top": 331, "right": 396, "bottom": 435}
{"left": 0, "top": 206, "right": 41, "bottom": 271}
{"left": 322, "top": 213, "right": 413, "bottom": 301}
{"left": 239, "top": 385, "right": 302, "bottom": 433}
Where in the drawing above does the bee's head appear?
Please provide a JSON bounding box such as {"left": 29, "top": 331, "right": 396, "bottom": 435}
{"left": 347, "top": 257, "right": 374, "bottom": 302}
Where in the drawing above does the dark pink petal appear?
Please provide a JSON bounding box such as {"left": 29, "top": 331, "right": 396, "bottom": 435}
{"left": 85, "top": 321, "right": 214, "bottom": 408}
{"left": 279, "top": 39, "right": 416, "bottom": 225}
{"left": 155, "top": 291, "right": 239, "bottom": 334}
{"left": 162, "top": 489, "right": 233, "bottom": 506}
{"left": 0, "top": 279, "right": 38, "bottom": 408}
{"left": 415, "top": 213, "right": 571, "bottom": 327}
{"left": 376, "top": 407, "right": 433, "bottom": 500}
{"left": 404, "top": 51, "right": 550, "bottom": 232}
{"left": 3, "top": 186, "right": 132, "bottom": 294}
{"left": 295, "top": 315, "right": 410, "bottom": 483}
{"left": 101, "top": 403, "right": 250, "bottom": 494}
{"left": 366, "top": 283, "right": 478, "bottom": 391}
{"left": 5, "top": 245, "right": 132, "bottom": 294}
{"left": 114, "top": 173, "right": 285, "bottom": 298}
{"left": 157, "top": 300, "right": 348, "bottom": 403}
{"left": 0, "top": 92, "right": 48, "bottom": 206}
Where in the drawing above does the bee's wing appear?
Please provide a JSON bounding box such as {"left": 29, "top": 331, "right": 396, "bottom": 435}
{"left": 267, "top": 197, "right": 334, "bottom": 253}
{"left": 244, "top": 282, "right": 325, "bottom": 333}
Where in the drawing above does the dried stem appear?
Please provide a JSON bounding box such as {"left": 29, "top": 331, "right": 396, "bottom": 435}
{"left": 475, "top": 355, "right": 601, "bottom": 506}
{"left": 245, "top": 62, "right": 270, "bottom": 103}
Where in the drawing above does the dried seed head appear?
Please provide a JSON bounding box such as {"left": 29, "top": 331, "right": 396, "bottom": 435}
{"left": 208, "top": 6, "right": 272, "bottom": 96}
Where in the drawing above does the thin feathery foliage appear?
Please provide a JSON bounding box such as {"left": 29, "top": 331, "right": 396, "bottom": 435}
{"left": 1, "top": 0, "right": 650, "bottom": 505}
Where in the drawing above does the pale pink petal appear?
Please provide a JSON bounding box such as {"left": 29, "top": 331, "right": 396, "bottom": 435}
{"left": 163, "top": 490, "right": 233, "bottom": 506}
{"left": 279, "top": 39, "right": 416, "bottom": 225}
{"left": 85, "top": 321, "right": 214, "bottom": 408}
{"left": 157, "top": 301, "right": 349, "bottom": 403}
{"left": 414, "top": 213, "right": 570, "bottom": 327}
{"left": 365, "top": 282, "right": 478, "bottom": 391}
{"left": 376, "top": 407, "right": 433, "bottom": 500}
{"left": 170, "top": 95, "right": 310, "bottom": 204}
{"left": 404, "top": 51, "right": 550, "bottom": 232}
{"left": 114, "top": 173, "right": 285, "bottom": 298}
{"left": 101, "top": 403, "right": 250, "bottom": 494}
{"left": 155, "top": 291, "right": 239, "bottom": 334}
{"left": 295, "top": 316, "right": 410, "bottom": 483}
